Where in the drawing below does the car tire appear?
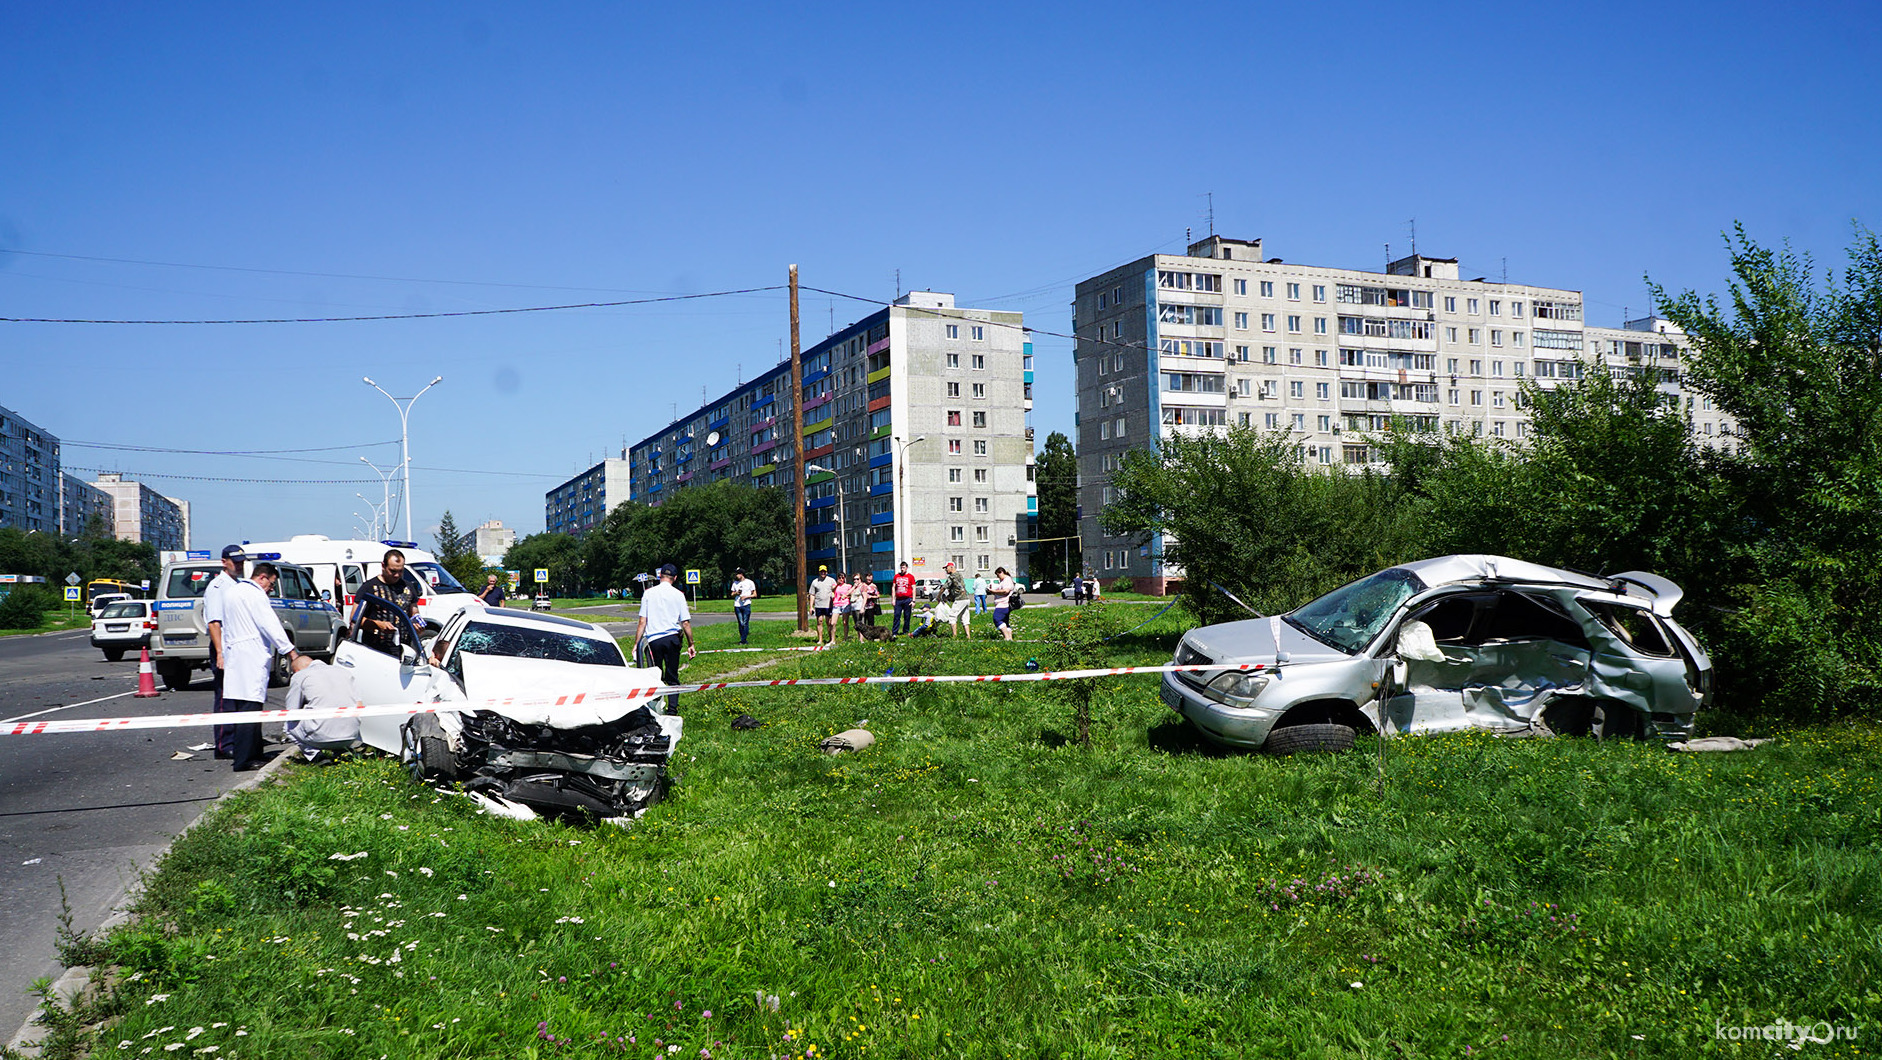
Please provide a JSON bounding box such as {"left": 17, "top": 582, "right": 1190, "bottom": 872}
{"left": 268, "top": 652, "right": 291, "bottom": 688}
{"left": 157, "top": 662, "right": 190, "bottom": 692}
{"left": 402, "top": 713, "right": 456, "bottom": 782}
{"left": 104, "top": 648, "right": 125, "bottom": 663}
{"left": 1264, "top": 722, "right": 1357, "bottom": 755}
{"left": 1591, "top": 704, "right": 1644, "bottom": 742}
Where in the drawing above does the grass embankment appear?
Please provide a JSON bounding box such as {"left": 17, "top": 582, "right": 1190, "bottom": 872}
{"left": 0, "top": 608, "right": 93, "bottom": 637}
{"left": 73, "top": 605, "right": 1882, "bottom": 1059}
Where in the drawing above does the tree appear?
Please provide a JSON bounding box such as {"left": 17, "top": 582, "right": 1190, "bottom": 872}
{"left": 1101, "top": 426, "right": 1419, "bottom": 623}
{"left": 1033, "top": 431, "right": 1080, "bottom": 586}
{"left": 433, "top": 510, "right": 488, "bottom": 588}
{"left": 1649, "top": 223, "right": 1882, "bottom": 718}
{"left": 611, "top": 482, "right": 794, "bottom": 600}
{"left": 502, "top": 533, "right": 584, "bottom": 597}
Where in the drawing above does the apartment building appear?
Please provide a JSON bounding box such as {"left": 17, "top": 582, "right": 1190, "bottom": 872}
{"left": 545, "top": 457, "right": 632, "bottom": 538}
{"left": 627, "top": 292, "right": 1037, "bottom": 583}
{"left": 0, "top": 405, "right": 59, "bottom": 534}
{"left": 1074, "top": 236, "right": 1735, "bottom": 592}
{"left": 61, "top": 473, "right": 113, "bottom": 537}
{"left": 91, "top": 472, "right": 189, "bottom": 551}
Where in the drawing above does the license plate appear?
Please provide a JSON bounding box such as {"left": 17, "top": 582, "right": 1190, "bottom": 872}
{"left": 1159, "top": 682, "right": 1186, "bottom": 714}
{"left": 105, "top": 624, "right": 129, "bottom": 632}
{"left": 164, "top": 634, "right": 196, "bottom": 645}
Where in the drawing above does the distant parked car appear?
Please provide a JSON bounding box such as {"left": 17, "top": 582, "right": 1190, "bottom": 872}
{"left": 1160, "top": 555, "right": 1712, "bottom": 754}
{"left": 90, "top": 599, "right": 155, "bottom": 661}
{"left": 87, "top": 592, "right": 133, "bottom": 619}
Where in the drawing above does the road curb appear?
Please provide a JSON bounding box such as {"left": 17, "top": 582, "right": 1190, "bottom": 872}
{"left": 3, "top": 749, "right": 292, "bottom": 1056}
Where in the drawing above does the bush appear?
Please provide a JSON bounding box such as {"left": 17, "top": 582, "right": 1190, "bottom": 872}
{"left": 1109, "top": 576, "right": 1134, "bottom": 594}
{"left": 0, "top": 586, "right": 54, "bottom": 630}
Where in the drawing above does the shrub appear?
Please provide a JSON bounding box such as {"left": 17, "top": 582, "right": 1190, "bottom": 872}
{"left": 1110, "top": 576, "right": 1134, "bottom": 594}
{"left": 0, "top": 585, "right": 54, "bottom": 630}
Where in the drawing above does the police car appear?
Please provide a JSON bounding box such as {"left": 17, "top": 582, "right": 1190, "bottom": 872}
{"left": 149, "top": 551, "right": 343, "bottom": 692}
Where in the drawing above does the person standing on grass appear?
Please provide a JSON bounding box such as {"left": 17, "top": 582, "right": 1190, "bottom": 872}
{"left": 203, "top": 544, "right": 244, "bottom": 760}
{"left": 972, "top": 572, "right": 989, "bottom": 614}
{"left": 809, "top": 564, "right": 838, "bottom": 647}
{"left": 891, "top": 562, "right": 916, "bottom": 635}
{"left": 219, "top": 562, "right": 298, "bottom": 771}
{"left": 730, "top": 568, "right": 757, "bottom": 645}
{"left": 634, "top": 564, "right": 696, "bottom": 714}
{"left": 990, "top": 566, "right": 1018, "bottom": 641}
{"left": 858, "top": 573, "right": 880, "bottom": 627}
{"left": 1072, "top": 572, "right": 1085, "bottom": 607}
{"left": 832, "top": 573, "right": 853, "bottom": 643}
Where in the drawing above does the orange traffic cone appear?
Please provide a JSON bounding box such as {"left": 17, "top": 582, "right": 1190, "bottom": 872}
{"left": 134, "top": 648, "right": 161, "bottom": 698}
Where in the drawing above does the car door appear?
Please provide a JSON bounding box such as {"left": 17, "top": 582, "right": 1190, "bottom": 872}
{"left": 334, "top": 603, "right": 442, "bottom": 754}
{"left": 1380, "top": 589, "right": 1594, "bottom": 735}
{"left": 1575, "top": 592, "right": 1704, "bottom": 723}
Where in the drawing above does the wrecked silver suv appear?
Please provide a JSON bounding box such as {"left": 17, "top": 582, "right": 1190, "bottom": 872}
{"left": 1160, "top": 555, "right": 1712, "bottom": 753}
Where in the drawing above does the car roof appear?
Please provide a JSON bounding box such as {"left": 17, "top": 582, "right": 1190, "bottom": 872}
{"left": 1395, "top": 554, "right": 1610, "bottom": 592}
{"left": 468, "top": 606, "right": 613, "bottom": 637}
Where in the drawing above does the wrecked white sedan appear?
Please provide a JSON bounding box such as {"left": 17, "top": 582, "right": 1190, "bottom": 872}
{"left": 1161, "top": 555, "right": 1712, "bottom": 753}
{"left": 335, "top": 601, "right": 681, "bottom": 821}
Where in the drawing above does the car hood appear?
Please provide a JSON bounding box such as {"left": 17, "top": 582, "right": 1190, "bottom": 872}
{"left": 1181, "top": 616, "right": 1354, "bottom": 667}
{"left": 459, "top": 653, "right": 667, "bottom": 728}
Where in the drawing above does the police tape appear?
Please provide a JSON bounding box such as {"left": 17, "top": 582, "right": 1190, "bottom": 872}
{"left": 0, "top": 662, "right": 1265, "bottom": 737}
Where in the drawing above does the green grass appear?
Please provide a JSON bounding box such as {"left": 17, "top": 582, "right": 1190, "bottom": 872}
{"left": 0, "top": 607, "right": 94, "bottom": 637}
{"left": 70, "top": 604, "right": 1882, "bottom": 1058}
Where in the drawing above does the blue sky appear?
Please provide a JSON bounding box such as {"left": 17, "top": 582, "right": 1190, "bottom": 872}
{"left": 3, "top": 1, "right": 1877, "bottom": 551}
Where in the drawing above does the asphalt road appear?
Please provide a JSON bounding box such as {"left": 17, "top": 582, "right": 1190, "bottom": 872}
{"left": 0, "top": 630, "right": 287, "bottom": 1038}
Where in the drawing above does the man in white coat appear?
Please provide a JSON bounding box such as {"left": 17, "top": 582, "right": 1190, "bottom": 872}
{"left": 219, "top": 561, "right": 298, "bottom": 771}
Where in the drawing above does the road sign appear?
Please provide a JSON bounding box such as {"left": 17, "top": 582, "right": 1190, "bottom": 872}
{"left": 65, "top": 572, "right": 81, "bottom": 586}
{"left": 64, "top": 587, "right": 81, "bottom": 602}
{"left": 684, "top": 569, "right": 701, "bottom": 585}
{"left": 534, "top": 568, "right": 548, "bottom": 584}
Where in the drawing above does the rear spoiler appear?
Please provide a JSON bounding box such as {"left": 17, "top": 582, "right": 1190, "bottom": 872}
{"left": 1608, "top": 571, "right": 1683, "bottom": 616}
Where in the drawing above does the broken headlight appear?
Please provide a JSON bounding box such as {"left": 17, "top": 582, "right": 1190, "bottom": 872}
{"left": 1202, "top": 671, "right": 1270, "bottom": 708}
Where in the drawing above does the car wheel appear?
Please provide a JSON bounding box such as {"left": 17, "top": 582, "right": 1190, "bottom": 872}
{"left": 157, "top": 662, "right": 190, "bottom": 692}
{"left": 401, "top": 713, "right": 457, "bottom": 781}
{"left": 267, "top": 652, "right": 291, "bottom": 688}
{"left": 1591, "top": 704, "right": 1644, "bottom": 742}
{"left": 1264, "top": 722, "right": 1357, "bottom": 755}
{"left": 104, "top": 648, "right": 125, "bottom": 662}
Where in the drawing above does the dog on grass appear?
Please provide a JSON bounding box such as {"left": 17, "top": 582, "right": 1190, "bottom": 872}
{"left": 858, "top": 624, "right": 896, "bottom": 643}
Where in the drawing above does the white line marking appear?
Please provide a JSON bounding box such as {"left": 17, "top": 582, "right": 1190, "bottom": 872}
{"left": 2, "top": 689, "right": 141, "bottom": 725}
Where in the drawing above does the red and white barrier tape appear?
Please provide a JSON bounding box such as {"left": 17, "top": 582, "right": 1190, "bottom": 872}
{"left": 0, "top": 662, "right": 1263, "bottom": 737}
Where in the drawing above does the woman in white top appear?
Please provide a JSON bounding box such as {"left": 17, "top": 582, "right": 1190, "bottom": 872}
{"left": 989, "top": 566, "right": 1018, "bottom": 641}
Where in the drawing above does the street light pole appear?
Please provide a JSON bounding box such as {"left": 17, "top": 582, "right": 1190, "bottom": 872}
{"left": 806, "top": 463, "right": 845, "bottom": 575}
{"left": 355, "top": 493, "right": 386, "bottom": 540}
{"left": 359, "top": 456, "right": 398, "bottom": 540}
{"left": 363, "top": 375, "right": 443, "bottom": 542}
{"left": 890, "top": 435, "right": 926, "bottom": 569}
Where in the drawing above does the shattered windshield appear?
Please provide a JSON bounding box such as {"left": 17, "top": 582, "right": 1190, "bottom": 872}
{"left": 1286, "top": 567, "right": 1427, "bottom": 655}
{"left": 453, "top": 622, "right": 626, "bottom": 667}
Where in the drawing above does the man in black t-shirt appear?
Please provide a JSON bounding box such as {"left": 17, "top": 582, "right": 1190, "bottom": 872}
{"left": 353, "top": 549, "right": 421, "bottom": 655}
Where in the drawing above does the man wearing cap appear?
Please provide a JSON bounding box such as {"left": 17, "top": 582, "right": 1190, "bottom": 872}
{"left": 204, "top": 545, "right": 245, "bottom": 759}
{"left": 891, "top": 561, "right": 916, "bottom": 635}
{"left": 937, "top": 561, "right": 973, "bottom": 639}
{"left": 808, "top": 564, "right": 838, "bottom": 647}
{"left": 635, "top": 564, "right": 695, "bottom": 713}
{"left": 729, "top": 568, "right": 757, "bottom": 645}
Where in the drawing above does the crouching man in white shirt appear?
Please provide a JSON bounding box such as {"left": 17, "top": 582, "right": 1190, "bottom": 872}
{"left": 284, "top": 653, "right": 364, "bottom": 762}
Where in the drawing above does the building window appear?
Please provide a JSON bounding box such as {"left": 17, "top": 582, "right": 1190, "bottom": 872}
{"left": 1316, "top": 349, "right": 1329, "bottom": 366}
{"left": 1470, "top": 390, "right": 1483, "bottom": 406}
{"left": 1491, "top": 330, "right": 1503, "bottom": 347}
{"left": 1314, "top": 317, "right": 1328, "bottom": 334}
{"left": 1260, "top": 281, "right": 1274, "bottom": 297}
{"left": 973, "top": 468, "right": 987, "bottom": 483}
{"left": 1469, "top": 328, "right": 1481, "bottom": 345}
{"left": 947, "top": 324, "right": 959, "bottom": 339}
{"left": 974, "top": 440, "right": 988, "bottom": 455}
{"left": 947, "top": 410, "right": 962, "bottom": 426}
{"left": 1318, "top": 414, "right": 1331, "bottom": 431}
{"left": 948, "top": 467, "right": 962, "bottom": 482}
{"left": 1312, "top": 284, "right": 1326, "bottom": 302}
{"left": 1290, "top": 381, "right": 1304, "bottom": 398}
{"left": 948, "top": 439, "right": 962, "bottom": 454}
{"left": 1444, "top": 296, "right": 1456, "bottom": 313}
{"left": 1489, "top": 300, "right": 1501, "bottom": 316}
{"left": 1287, "top": 315, "right": 1302, "bottom": 333}
{"left": 1233, "top": 278, "right": 1247, "bottom": 295}
{"left": 1287, "top": 282, "right": 1301, "bottom": 300}
{"left": 975, "top": 526, "right": 989, "bottom": 542}
{"left": 949, "top": 497, "right": 963, "bottom": 512}
{"left": 1113, "top": 417, "right": 1126, "bottom": 438}
{"left": 947, "top": 382, "right": 960, "bottom": 397}
{"left": 1511, "top": 301, "right": 1524, "bottom": 318}
{"left": 1289, "top": 348, "right": 1303, "bottom": 364}
{"left": 1492, "top": 360, "right": 1504, "bottom": 376}
{"left": 1235, "top": 344, "right": 1250, "bottom": 361}
{"left": 1263, "top": 346, "right": 1277, "bottom": 364}
{"left": 1448, "top": 389, "right": 1460, "bottom": 405}
{"left": 1513, "top": 331, "right": 1525, "bottom": 347}
{"left": 971, "top": 325, "right": 985, "bottom": 340}
{"left": 972, "top": 355, "right": 986, "bottom": 370}
{"left": 972, "top": 411, "right": 987, "bottom": 428}
{"left": 1234, "top": 312, "right": 1248, "bottom": 330}
{"left": 1469, "top": 359, "right": 1482, "bottom": 374}
{"left": 1467, "top": 298, "right": 1480, "bottom": 314}
{"left": 974, "top": 497, "right": 989, "bottom": 513}
{"left": 1260, "top": 313, "right": 1275, "bottom": 331}
{"left": 947, "top": 352, "right": 960, "bottom": 368}
{"left": 951, "top": 526, "right": 964, "bottom": 541}
{"left": 1446, "top": 326, "right": 1458, "bottom": 343}
{"left": 1264, "top": 412, "right": 1280, "bottom": 428}
{"left": 1316, "top": 382, "right": 1329, "bottom": 399}
{"left": 972, "top": 382, "right": 985, "bottom": 398}
{"left": 1100, "top": 421, "right": 1111, "bottom": 440}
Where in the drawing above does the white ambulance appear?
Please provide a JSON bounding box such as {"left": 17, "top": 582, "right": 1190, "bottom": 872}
{"left": 237, "top": 536, "right": 485, "bottom": 633}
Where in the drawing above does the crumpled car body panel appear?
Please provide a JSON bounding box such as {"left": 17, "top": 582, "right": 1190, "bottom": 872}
{"left": 1162, "top": 555, "right": 1711, "bottom": 751}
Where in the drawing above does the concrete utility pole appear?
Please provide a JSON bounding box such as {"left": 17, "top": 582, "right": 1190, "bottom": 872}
{"left": 790, "top": 265, "right": 807, "bottom": 632}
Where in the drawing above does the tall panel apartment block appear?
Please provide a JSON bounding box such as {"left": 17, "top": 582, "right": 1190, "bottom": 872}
{"left": 629, "top": 293, "right": 1037, "bottom": 583}
{"left": 1074, "top": 236, "right": 1735, "bottom": 593}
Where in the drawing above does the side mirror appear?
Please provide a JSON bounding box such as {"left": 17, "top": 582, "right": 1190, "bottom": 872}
{"left": 400, "top": 643, "right": 420, "bottom": 668}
